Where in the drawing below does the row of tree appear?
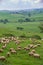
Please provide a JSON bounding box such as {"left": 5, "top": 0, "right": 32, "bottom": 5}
{"left": 18, "top": 18, "right": 32, "bottom": 23}
{"left": 0, "top": 19, "right": 9, "bottom": 24}
{"left": 18, "top": 18, "right": 43, "bottom": 23}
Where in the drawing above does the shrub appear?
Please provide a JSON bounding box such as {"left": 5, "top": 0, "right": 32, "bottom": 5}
{"left": 3, "top": 33, "right": 15, "bottom": 37}
{"left": 17, "top": 27, "right": 24, "bottom": 30}
{"left": 19, "top": 33, "right": 26, "bottom": 38}
{"left": 31, "top": 35, "right": 41, "bottom": 39}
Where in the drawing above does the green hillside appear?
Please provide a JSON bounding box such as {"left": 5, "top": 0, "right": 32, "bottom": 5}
{"left": 0, "top": 9, "right": 43, "bottom": 65}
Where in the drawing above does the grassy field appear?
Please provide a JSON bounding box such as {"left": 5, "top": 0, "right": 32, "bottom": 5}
{"left": 0, "top": 39, "right": 43, "bottom": 65}
{"left": 0, "top": 12, "right": 43, "bottom": 65}
{"left": 0, "top": 22, "right": 43, "bottom": 38}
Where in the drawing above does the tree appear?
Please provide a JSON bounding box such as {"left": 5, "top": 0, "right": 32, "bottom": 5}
{"left": 0, "top": 20, "right": 3, "bottom": 22}
{"left": 25, "top": 18, "right": 31, "bottom": 22}
{"left": 17, "top": 27, "right": 24, "bottom": 30}
{"left": 3, "top": 19, "right": 8, "bottom": 24}
{"left": 28, "top": 13, "right": 31, "bottom": 17}
{"left": 18, "top": 19, "right": 24, "bottom": 23}
{"left": 39, "top": 22, "right": 43, "bottom": 33}
{"left": 0, "top": 19, "right": 9, "bottom": 24}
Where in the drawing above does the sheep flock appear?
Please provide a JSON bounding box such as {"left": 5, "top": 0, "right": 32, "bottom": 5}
{"left": 0, "top": 36, "right": 42, "bottom": 62}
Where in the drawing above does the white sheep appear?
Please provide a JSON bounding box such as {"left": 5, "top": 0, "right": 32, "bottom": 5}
{"left": 28, "top": 52, "right": 34, "bottom": 56}
{"left": 33, "top": 45, "right": 38, "bottom": 48}
{"left": 0, "top": 56, "right": 6, "bottom": 61}
{"left": 31, "top": 49, "right": 36, "bottom": 53}
{"left": 11, "top": 50, "right": 16, "bottom": 54}
{"left": 33, "top": 54, "right": 40, "bottom": 58}
{"left": 0, "top": 49, "right": 3, "bottom": 53}
{"left": 7, "top": 52, "right": 10, "bottom": 57}
{"left": 24, "top": 47, "right": 30, "bottom": 51}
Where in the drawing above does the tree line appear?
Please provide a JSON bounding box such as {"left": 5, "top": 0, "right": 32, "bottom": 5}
{"left": 0, "top": 19, "right": 9, "bottom": 24}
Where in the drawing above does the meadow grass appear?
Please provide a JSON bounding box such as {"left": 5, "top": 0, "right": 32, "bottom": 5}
{"left": 0, "top": 13, "right": 43, "bottom": 65}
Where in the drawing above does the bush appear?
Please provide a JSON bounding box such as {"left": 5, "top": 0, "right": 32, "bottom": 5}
{"left": 25, "top": 18, "right": 31, "bottom": 22}
{"left": 19, "top": 33, "right": 26, "bottom": 38}
{"left": 0, "top": 19, "right": 9, "bottom": 24}
{"left": 18, "top": 19, "right": 24, "bottom": 23}
{"left": 31, "top": 35, "right": 41, "bottom": 39}
{"left": 17, "top": 27, "right": 24, "bottom": 30}
{"left": 3, "top": 33, "right": 15, "bottom": 37}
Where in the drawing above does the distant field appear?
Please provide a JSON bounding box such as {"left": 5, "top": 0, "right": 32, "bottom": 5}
{"left": 0, "top": 12, "right": 43, "bottom": 35}
{"left": 0, "top": 22, "right": 43, "bottom": 38}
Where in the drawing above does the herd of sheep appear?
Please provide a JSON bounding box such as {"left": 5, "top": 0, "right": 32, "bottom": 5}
{"left": 0, "top": 36, "right": 41, "bottom": 61}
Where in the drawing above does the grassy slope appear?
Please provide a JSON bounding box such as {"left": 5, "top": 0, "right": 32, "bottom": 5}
{"left": 0, "top": 22, "right": 43, "bottom": 38}
{"left": 0, "top": 39, "right": 43, "bottom": 65}
{"left": 0, "top": 12, "right": 43, "bottom": 36}
{"left": 0, "top": 12, "right": 43, "bottom": 65}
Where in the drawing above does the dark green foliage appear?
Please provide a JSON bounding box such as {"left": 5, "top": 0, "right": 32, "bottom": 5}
{"left": 31, "top": 35, "right": 41, "bottom": 39}
{"left": 19, "top": 33, "right": 26, "bottom": 38}
{"left": 3, "top": 19, "right": 9, "bottom": 24}
{"left": 18, "top": 18, "right": 31, "bottom": 23}
{"left": 28, "top": 13, "right": 31, "bottom": 17}
{"left": 25, "top": 18, "right": 31, "bottom": 22}
{"left": 18, "top": 19, "right": 24, "bottom": 23}
{"left": 3, "top": 33, "right": 15, "bottom": 37}
{"left": 39, "top": 23, "right": 43, "bottom": 33}
{"left": 0, "top": 19, "right": 9, "bottom": 24}
{"left": 0, "top": 20, "right": 4, "bottom": 22}
{"left": 17, "top": 27, "right": 24, "bottom": 30}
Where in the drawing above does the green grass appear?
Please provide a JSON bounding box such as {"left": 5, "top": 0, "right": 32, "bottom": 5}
{"left": 0, "top": 12, "right": 43, "bottom": 65}
{"left": 0, "top": 39, "right": 43, "bottom": 65}
{"left": 0, "top": 22, "right": 43, "bottom": 38}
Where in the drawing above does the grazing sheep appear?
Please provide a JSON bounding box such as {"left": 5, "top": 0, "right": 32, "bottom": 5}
{"left": 17, "top": 37, "right": 19, "bottom": 40}
{"left": 8, "top": 37, "right": 14, "bottom": 41}
{"left": 28, "top": 52, "right": 34, "bottom": 56}
{"left": 10, "top": 48, "right": 16, "bottom": 54}
{"left": 1, "top": 38, "right": 5, "bottom": 40}
{"left": 1, "top": 40, "right": 6, "bottom": 44}
{"left": 2, "top": 45, "right": 6, "bottom": 49}
{"left": 9, "top": 37, "right": 16, "bottom": 41}
{"left": 37, "top": 44, "right": 41, "bottom": 46}
{"left": 33, "top": 45, "right": 37, "bottom": 49}
{"left": 6, "top": 39, "right": 10, "bottom": 43}
{"left": 10, "top": 48, "right": 14, "bottom": 51}
{"left": 31, "top": 50, "right": 36, "bottom": 53}
{"left": 17, "top": 46, "right": 22, "bottom": 50}
{"left": 26, "top": 48, "right": 30, "bottom": 51}
{"left": 0, "top": 56, "right": 6, "bottom": 61}
{"left": 0, "top": 37, "right": 9, "bottom": 44}
{"left": 4, "top": 44, "right": 7, "bottom": 46}
{"left": 18, "top": 46, "right": 21, "bottom": 48}
{"left": 0, "top": 49, "right": 3, "bottom": 53}
{"left": 33, "top": 54, "right": 40, "bottom": 58}
{"left": 11, "top": 37, "right": 14, "bottom": 41}
{"left": 7, "top": 52, "right": 10, "bottom": 57}
{"left": 24, "top": 47, "right": 27, "bottom": 49}
{"left": 17, "top": 47, "right": 21, "bottom": 50}
{"left": 11, "top": 50, "right": 16, "bottom": 54}
{"left": 15, "top": 40, "right": 21, "bottom": 45}
{"left": 41, "top": 38, "right": 43, "bottom": 41}
{"left": 13, "top": 37, "right": 17, "bottom": 41}
{"left": 28, "top": 44, "right": 33, "bottom": 48}
{"left": 5, "top": 37, "right": 8, "bottom": 39}
{"left": 8, "top": 37, "right": 11, "bottom": 41}
{"left": 24, "top": 47, "right": 30, "bottom": 51}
